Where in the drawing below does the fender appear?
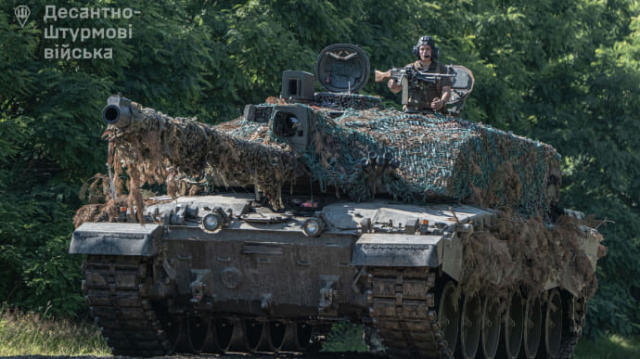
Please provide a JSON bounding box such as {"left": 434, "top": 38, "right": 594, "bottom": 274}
{"left": 70, "top": 222, "right": 161, "bottom": 256}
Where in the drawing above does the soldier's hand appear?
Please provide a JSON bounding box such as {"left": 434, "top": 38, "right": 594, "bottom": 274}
{"left": 431, "top": 98, "right": 444, "bottom": 111}
{"left": 388, "top": 79, "right": 402, "bottom": 94}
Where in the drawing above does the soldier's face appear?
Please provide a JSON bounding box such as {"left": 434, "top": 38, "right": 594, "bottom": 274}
{"left": 419, "top": 45, "right": 432, "bottom": 61}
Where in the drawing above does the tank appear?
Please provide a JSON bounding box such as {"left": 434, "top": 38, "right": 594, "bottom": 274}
{"left": 70, "top": 44, "right": 605, "bottom": 359}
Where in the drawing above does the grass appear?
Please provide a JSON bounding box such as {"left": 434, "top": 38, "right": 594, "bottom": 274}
{"left": 1, "top": 307, "right": 638, "bottom": 358}
{"left": 320, "top": 322, "right": 640, "bottom": 359}
{"left": 575, "top": 334, "right": 640, "bottom": 359}
{"left": 0, "top": 306, "right": 110, "bottom": 356}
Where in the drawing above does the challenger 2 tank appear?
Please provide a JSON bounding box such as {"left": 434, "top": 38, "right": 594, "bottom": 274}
{"left": 70, "top": 44, "right": 604, "bottom": 359}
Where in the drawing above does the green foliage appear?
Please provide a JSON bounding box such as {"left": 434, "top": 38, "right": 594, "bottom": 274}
{"left": 0, "top": 192, "right": 85, "bottom": 317}
{"left": 0, "top": 0, "right": 639, "bottom": 338}
{"left": 574, "top": 334, "right": 640, "bottom": 359}
{"left": 322, "top": 322, "right": 368, "bottom": 352}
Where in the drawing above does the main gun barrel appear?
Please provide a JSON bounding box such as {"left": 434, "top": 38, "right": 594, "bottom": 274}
{"left": 102, "top": 96, "right": 133, "bottom": 128}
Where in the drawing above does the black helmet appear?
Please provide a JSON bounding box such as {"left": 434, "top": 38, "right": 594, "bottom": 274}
{"left": 412, "top": 35, "right": 439, "bottom": 60}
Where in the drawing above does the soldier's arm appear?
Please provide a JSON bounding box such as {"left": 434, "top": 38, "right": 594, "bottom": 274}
{"left": 440, "top": 65, "right": 453, "bottom": 103}
{"left": 441, "top": 85, "right": 451, "bottom": 104}
{"left": 431, "top": 65, "right": 452, "bottom": 110}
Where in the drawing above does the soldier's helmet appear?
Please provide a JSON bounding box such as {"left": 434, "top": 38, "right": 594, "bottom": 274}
{"left": 413, "top": 35, "right": 439, "bottom": 60}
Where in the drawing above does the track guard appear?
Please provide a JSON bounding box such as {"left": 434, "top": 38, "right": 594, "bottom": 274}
{"left": 70, "top": 222, "right": 161, "bottom": 256}
{"left": 351, "top": 233, "right": 443, "bottom": 267}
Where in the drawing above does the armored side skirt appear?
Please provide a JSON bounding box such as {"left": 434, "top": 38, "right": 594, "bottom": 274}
{"left": 352, "top": 233, "right": 443, "bottom": 267}
{"left": 70, "top": 222, "right": 161, "bottom": 256}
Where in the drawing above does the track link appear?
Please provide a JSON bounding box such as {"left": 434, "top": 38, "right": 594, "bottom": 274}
{"left": 83, "top": 255, "right": 171, "bottom": 357}
{"left": 367, "top": 267, "right": 451, "bottom": 359}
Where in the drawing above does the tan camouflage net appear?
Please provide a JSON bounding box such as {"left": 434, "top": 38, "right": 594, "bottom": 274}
{"left": 77, "top": 98, "right": 303, "bottom": 223}
{"left": 460, "top": 212, "right": 602, "bottom": 301}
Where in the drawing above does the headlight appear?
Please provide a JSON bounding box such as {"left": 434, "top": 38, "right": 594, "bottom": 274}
{"left": 202, "top": 213, "right": 222, "bottom": 232}
{"left": 302, "top": 217, "right": 325, "bottom": 237}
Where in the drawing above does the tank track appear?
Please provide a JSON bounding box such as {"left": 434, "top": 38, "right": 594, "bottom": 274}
{"left": 367, "top": 267, "right": 451, "bottom": 359}
{"left": 83, "top": 255, "right": 324, "bottom": 356}
{"left": 83, "top": 255, "right": 171, "bottom": 356}
{"left": 82, "top": 256, "right": 586, "bottom": 358}
{"left": 367, "top": 267, "right": 586, "bottom": 359}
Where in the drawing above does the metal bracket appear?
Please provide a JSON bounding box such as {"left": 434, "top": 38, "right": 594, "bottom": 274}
{"left": 190, "top": 269, "right": 211, "bottom": 304}
{"left": 261, "top": 293, "right": 273, "bottom": 312}
{"left": 318, "top": 275, "right": 339, "bottom": 314}
{"left": 162, "top": 258, "right": 177, "bottom": 281}
{"left": 351, "top": 267, "right": 367, "bottom": 294}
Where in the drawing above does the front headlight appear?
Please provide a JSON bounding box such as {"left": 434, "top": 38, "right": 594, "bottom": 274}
{"left": 202, "top": 213, "right": 222, "bottom": 232}
{"left": 302, "top": 217, "right": 325, "bottom": 237}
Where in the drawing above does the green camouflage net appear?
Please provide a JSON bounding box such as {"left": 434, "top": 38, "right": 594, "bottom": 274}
{"left": 217, "top": 104, "right": 560, "bottom": 216}
{"left": 314, "top": 92, "right": 382, "bottom": 110}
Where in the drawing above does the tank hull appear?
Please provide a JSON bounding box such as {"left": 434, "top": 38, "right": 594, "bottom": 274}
{"left": 72, "top": 197, "right": 600, "bottom": 358}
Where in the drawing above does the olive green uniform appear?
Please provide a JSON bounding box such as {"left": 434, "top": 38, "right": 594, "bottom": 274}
{"left": 404, "top": 60, "right": 451, "bottom": 112}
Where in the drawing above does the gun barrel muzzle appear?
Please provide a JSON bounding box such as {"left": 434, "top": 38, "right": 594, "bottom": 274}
{"left": 102, "top": 99, "right": 132, "bottom": 127}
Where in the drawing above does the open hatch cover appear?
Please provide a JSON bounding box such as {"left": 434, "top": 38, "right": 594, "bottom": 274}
{"left": 315, "top": 43, "right": 370, "bottom": 93}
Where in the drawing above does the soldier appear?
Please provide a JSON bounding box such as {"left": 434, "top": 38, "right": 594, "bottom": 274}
{"left": 388, "top": 35, "right": 452, "bottom": 112}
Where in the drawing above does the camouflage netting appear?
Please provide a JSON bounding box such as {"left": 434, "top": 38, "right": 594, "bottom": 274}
{"left": 313, "top": 92, "right": 382, "bottom": 110}
{"left": 218, "top": 103, "right": 560, "bottom": 216}
{"left": 90, "top": 99, "right": 305, "bottom": 222}
{"left": 459, "top": 212, "right": 601, "bottom": 300}
{"left": 78, "top": 98, "right": 561, "bottom": 221}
